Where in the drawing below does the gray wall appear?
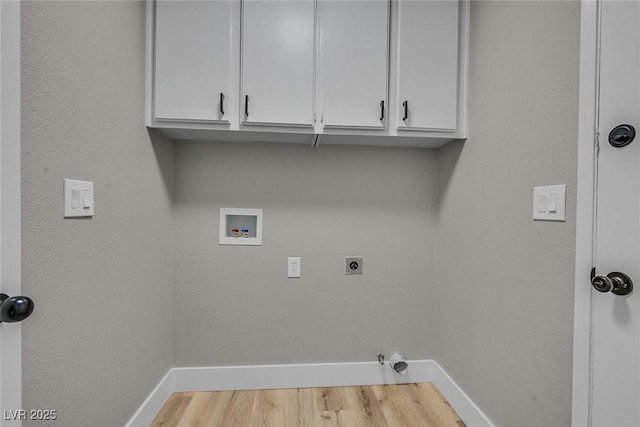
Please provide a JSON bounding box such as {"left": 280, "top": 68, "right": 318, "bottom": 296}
{"left": 21, "top": 2, "right": 174, "bottom": 426}
{"left": 173, "top": 141, "right": 437, "bottom": 366}
{"left": 435, "top": 1, "right": 580, "bottom": 426}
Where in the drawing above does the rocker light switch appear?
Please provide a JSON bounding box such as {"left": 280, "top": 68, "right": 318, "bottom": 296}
{"left": 64, "top": 179, "right": 94, "bottom": 218}
{"left": 71, "top": 189, "right": 81, "bottom": 209}
{"left": 536, "top": 194, "right": 547, "bottom": 213}
{"left": 82, "top": 190, "right": 92, "bottom": 209}
{"left": 533, "top": 185, "right": 566, "bottom": 221}
{"left": 548, "top": 194, "right": 558, "bottom": 212}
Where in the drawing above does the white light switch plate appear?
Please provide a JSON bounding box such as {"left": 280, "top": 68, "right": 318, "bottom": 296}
{"left": 64, "top": 179, "right": 94, "bottom": 217}
{"left": 533, "top": 185, "right": 566, "bottom": 221}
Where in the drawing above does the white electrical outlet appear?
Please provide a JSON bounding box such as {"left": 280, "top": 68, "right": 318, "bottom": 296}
{"left": 288, "top": 257, "right": 301, "bottom": 278}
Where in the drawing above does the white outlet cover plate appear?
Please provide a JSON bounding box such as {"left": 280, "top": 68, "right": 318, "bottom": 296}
{"left": 64, "top": 179, "right": 94, "bottom": 217}
{"left": 288, "top": 257, "right": 301, "bottom": 278}
{"left": 533, "top": 184, "right": 566, "bottom": 221}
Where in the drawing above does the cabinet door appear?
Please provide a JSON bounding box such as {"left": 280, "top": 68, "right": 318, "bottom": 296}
{"left": 397, "top": 0, "right": 458, "bottom": 131}
{"left": 241, "top": 0, "right": 315, "bottom": 126}
{"left": 323, "top": 0, "right": 389, "bottom": 128}
{"left": 154, "top": 0, "right": 231, "bottom": 122}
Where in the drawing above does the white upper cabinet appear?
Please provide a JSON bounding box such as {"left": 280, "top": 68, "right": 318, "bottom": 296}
{"left": 147, "top": 0, "right": 468, "bottom": 147}
{"left": 322, "top": 0, "right": 389, "bottom": 128}
{"left": 396, "top": 0, "right": 459, "bottom": 131}
{"left": 241, "top": 0, "right": 316, "bottom": 126}
{"left": 154, "top": 0, "right": 232, "bottom": 123}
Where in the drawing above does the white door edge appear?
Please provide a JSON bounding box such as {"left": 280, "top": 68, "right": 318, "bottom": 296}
{"left": 0, "top": 1, "right": 22, "bottom": 426}
{"left": 573, "top": 0, "right": 600, "bottom": 425}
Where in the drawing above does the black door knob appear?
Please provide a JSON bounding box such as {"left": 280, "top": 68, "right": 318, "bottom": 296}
{"left": 592, "top": 275, "right": 613, "bottom": 293}
{"left": 0, "top": 293, "right": 35, "bottom": 323}
{"left": 591, "top": 272, "right": 633, "bottom": 296}
{"left": 608, "top": 124, "right": 636, "bottom": 147}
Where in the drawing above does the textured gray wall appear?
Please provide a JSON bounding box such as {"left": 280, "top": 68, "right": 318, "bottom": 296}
{"left": 21, "top": 2, "right": 174, "bottom": 426}
{"left": 173, "top": 141, "right": 437, "bottom": 366}
{"left": 435, "top": 1, "right": 580, "bottom": 426}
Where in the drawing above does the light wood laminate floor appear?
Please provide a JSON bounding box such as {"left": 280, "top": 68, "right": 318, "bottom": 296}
{"left": 151, "top": 382, "right": 466, "bottom": 426}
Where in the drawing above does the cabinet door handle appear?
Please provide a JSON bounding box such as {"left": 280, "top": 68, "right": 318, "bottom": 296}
{"left": 245, "top": 95, "right": 249, "bottom": 117}
{"left": 380, "top": 100, "right": 385, "bottom": 121}
{"left": 220, "top": 93, "right": 225, "bottom": 116}
{"left": 402, "top": 100, "right": 408, "bottom": 121}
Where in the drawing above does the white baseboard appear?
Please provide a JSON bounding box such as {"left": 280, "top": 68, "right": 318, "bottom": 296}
{"left": 431, "top": 361, "right": 494, "bottom": 427}
{"left": 171, "top": 360, "right": 436, "bottom": 392}
{"left": 125, "top": 369, "right": 175, "bottom": 427}
{"left": 125, "top": 360, "right": 493, "bottom": 427}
